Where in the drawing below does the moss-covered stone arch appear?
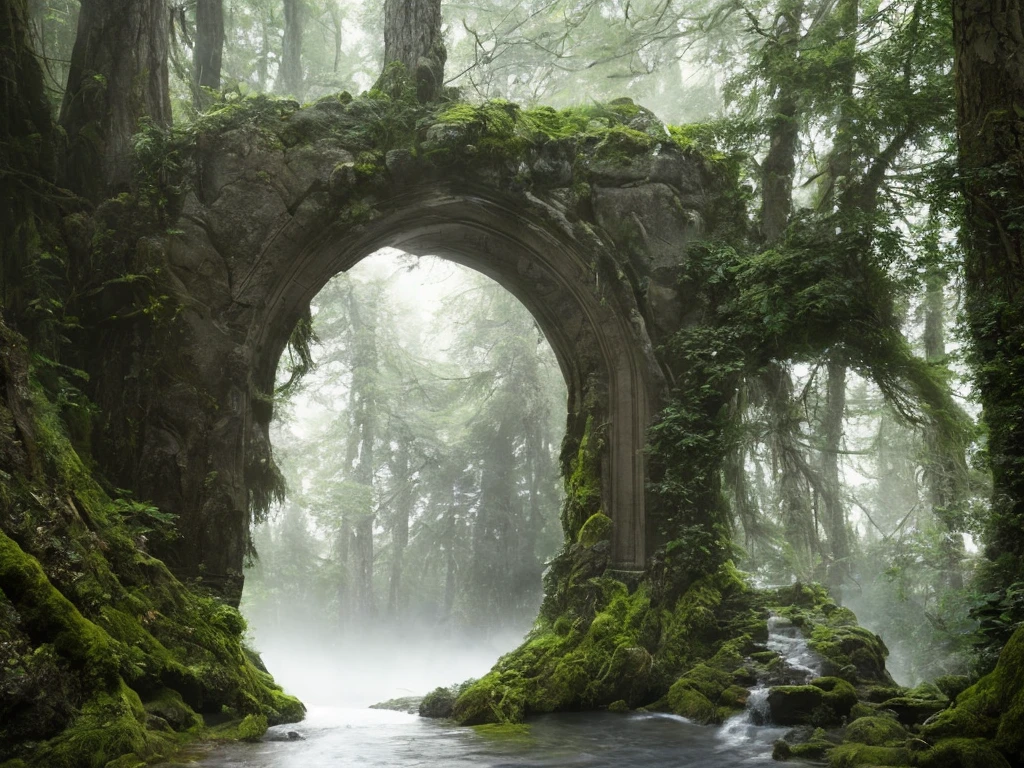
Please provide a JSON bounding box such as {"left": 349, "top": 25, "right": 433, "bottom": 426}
{"left": 86, "top": 95, "right": 724, "bottom": 602}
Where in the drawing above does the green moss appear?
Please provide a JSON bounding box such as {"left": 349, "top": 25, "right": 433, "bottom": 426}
{"left": 452, "top": 670, "right": 528, "bottom": 725}
{"left": 827, "top": 743, "right": 910, "bottom": 767}
{"left": 0, "top": 362, "right": 303, "bottom": 766}
{"left": 918, "top": 738, "right": 1012, "bottom": 768}
{"left": 933, "top": 675, "right": 971, "bottom": 702}
{"left": 608, "top": 699, "right": 630, "bottom": 713}
{"left": 591, "top": 125, "right": 656, "bottom": 166}
{"left": 844, "top": 716, "right": 908, "bottom": 746}
{"left": 561, "top": 416, "right": 603, "bottom": 541}
{"left": 237, "top": 714, "right": 268, "bottom": 742}
{"left": 666, "top": 687, "right": 717, "bottom": 724}
{"left": 37, "top": 682, "right": 150, "bottom": 768}
{"left": 577, "top": 513, "right": 612, "bottom": 547}
{"left": 420, "top": 685, "right": 458, "bottom": 718}
{"left": 470, "top": 723, "right": 533, "bottom": 741}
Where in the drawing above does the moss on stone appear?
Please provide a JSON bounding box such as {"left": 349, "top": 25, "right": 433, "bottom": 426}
{"left": 237, "top": 714, "right": 268, "bottom": 742}
{"left": 917, "top": 738, "right": 1012, "bottom": 768}
{"left": 920, "top": 624, "right": 1024, "bottom": 764}
{"left": 577, "top": 513, "right": 612, "bottom": 547}
{"left": 827, "top": 743, "right": 910, "bottom": 767}
{"left": 420, "top": 685, "right": 459, "bottom": 718}
{"left": 0, "top": 357, "right": 303, "bottom": 767}
{"left": 844, "top": 716, "right": 908, "bottom": 746}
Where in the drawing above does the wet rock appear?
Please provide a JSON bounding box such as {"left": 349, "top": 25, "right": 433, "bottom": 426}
{"left": 419, "top": 686, "right": 459, "bottom": 718}
{"left": 370, "top": 695, "right": 424, "bottom": 715}
{"left": 385, "top": 148, "right": 418, "bottom": 184}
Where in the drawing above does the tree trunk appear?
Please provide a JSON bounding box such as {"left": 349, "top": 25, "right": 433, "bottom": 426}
{"left": 193, "top": 0, "right": 224, "bottom": 95}
{"left": 758, "top": 0, "right": 805, "bottom": 244}
{"left": 1, "top": 0, "right": 58, "bottom": 326}
{"left": 258, "top": 16, "right": 269, "bottom": 90}
{"left": 279, "top": 0, "right": 304, "bottom": 99}
{"left": 329, "top": 3, "right": 343, "bottom": 73}
{"left": 59, "top": 0, "right": 171, "bottom": 200}
{"left": 379, "top": 0, "right": 446, "bottom": 102}
{"left": 953, "top": 0, "right": 1024, "bottom": 586}
{"left": 923, "top": 270, "right": 966, "bottom": 589}
{"left": 765, "top": 364, "right": 818, "bottom": 575}
{"left": 387, "top": 445, "right": 412, "bottom": 617}
{"left": 820, "top": 361, "right": 851, "bottom": 593}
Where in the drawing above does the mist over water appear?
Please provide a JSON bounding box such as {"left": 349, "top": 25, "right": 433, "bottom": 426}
{"left": 248, "top": 623, "right": 530, "bottom": 707}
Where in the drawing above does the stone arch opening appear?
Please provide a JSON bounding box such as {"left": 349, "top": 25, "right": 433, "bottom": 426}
{"left": 249, "top": 187, "right": 655, "bottom": 571}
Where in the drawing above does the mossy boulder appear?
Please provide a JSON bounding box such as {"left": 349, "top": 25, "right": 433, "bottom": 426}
{"left": 920, "top": 624, "right": 1024, "bottom": 764}
{"left": 881, "top": 682, "right": 949, "bottom": 726}
{"left": 419, "top": 686, "right": 459, "bottom": 718}
{"left": 237, "top": 714, "right": 268, "bottom": 742}
{"left": 827, "top": 743, "right": 910, "bottom": 767}
{"left": 666, "top": 687, "right": 718, "bottom": 723}
{"left": 916, "top": 738, "right": 1012, "bottom": 768}
{"left": 844, "top": 715, "right": 908, "bottom": 746}
{"left": 773, "top": 727, "right": 837, "bottom": 761}
{"left": 142, "top": 688, "right": 200, "bottom": 731}
{"left": 767, "top": 677, "right": 857, "bottom": 726}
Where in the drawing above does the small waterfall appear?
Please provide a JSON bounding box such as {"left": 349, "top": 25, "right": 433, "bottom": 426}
{"left": 718, "top": 612, "right": 823, "bottom": 742}
{"left": 765, "top": 614, "right": 822, "bottom": 684}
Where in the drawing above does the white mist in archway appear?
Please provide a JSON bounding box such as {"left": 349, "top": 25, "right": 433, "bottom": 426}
{"left": 240, "top": 250, "right": 567, "bottom": 708}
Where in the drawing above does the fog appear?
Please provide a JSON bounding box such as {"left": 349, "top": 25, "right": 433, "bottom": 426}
{"left": 240, "top": 251, "right": 567, "bottom": 706}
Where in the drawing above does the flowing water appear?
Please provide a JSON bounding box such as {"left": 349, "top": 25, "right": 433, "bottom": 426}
{"left": 184, "top": 707, "right": 788, "bottom": 767}
{"left": 183, "top": 616, "right": 823, "bottom": 767}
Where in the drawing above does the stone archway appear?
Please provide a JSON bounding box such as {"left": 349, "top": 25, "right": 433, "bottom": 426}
{"left": 104, "top": 98, "right": 718, "bottom": 601}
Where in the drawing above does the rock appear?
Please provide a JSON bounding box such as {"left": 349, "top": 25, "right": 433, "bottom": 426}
{"left": 843, "top": 715, "right": 907, "bottom": 746}
{"left": 933, "top": 674, "right": 971, "bottom": 701}
{"left": 768, "top": 685, "right": 827, "bottom": 725}
{"left": 767, "top": 678, "right": 856, "bottom": 727}
{"left": 286, "top": 142, "right": 354, "bottom": 196}
{"left": 385, "top": 148, "right": 418, "bottom": 183}
{"left": 329, "top": 162, "right": 357, "bottom": 196}
{"left": 370, "top": 695, "right": 423, "bottom": 714}
{"left": 591, "top": 183, "right": 702, "bottom": 277}
{"left": 879, "top": 695, "right": 948, "bottom": 726}
{"left": 143, "top": 689, "right": 200, "bottom": 732}
{"left": 419, "top": 686, "right": 458, "bottom": 718}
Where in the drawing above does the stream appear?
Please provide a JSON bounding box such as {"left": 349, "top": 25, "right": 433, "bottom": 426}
{"left": 183, "top": 615, "right": 819, "bottom": 767}
{"left": 184, "top": 706, "right": 788, "bottom": 767}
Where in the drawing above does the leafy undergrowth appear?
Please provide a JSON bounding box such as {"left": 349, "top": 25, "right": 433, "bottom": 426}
{"left": 0, "top": 321, "right": 303, "bottom": 768}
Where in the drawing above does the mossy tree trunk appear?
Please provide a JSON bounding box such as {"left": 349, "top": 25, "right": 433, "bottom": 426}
{"left": 953, "top": 0, "right": 1024, "bottom": 587}
{"left": 380, "top": 0, "right": 446, "bottom": 102}
{"left": 59, "top": 0, "right": 171, "bottom": 201}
